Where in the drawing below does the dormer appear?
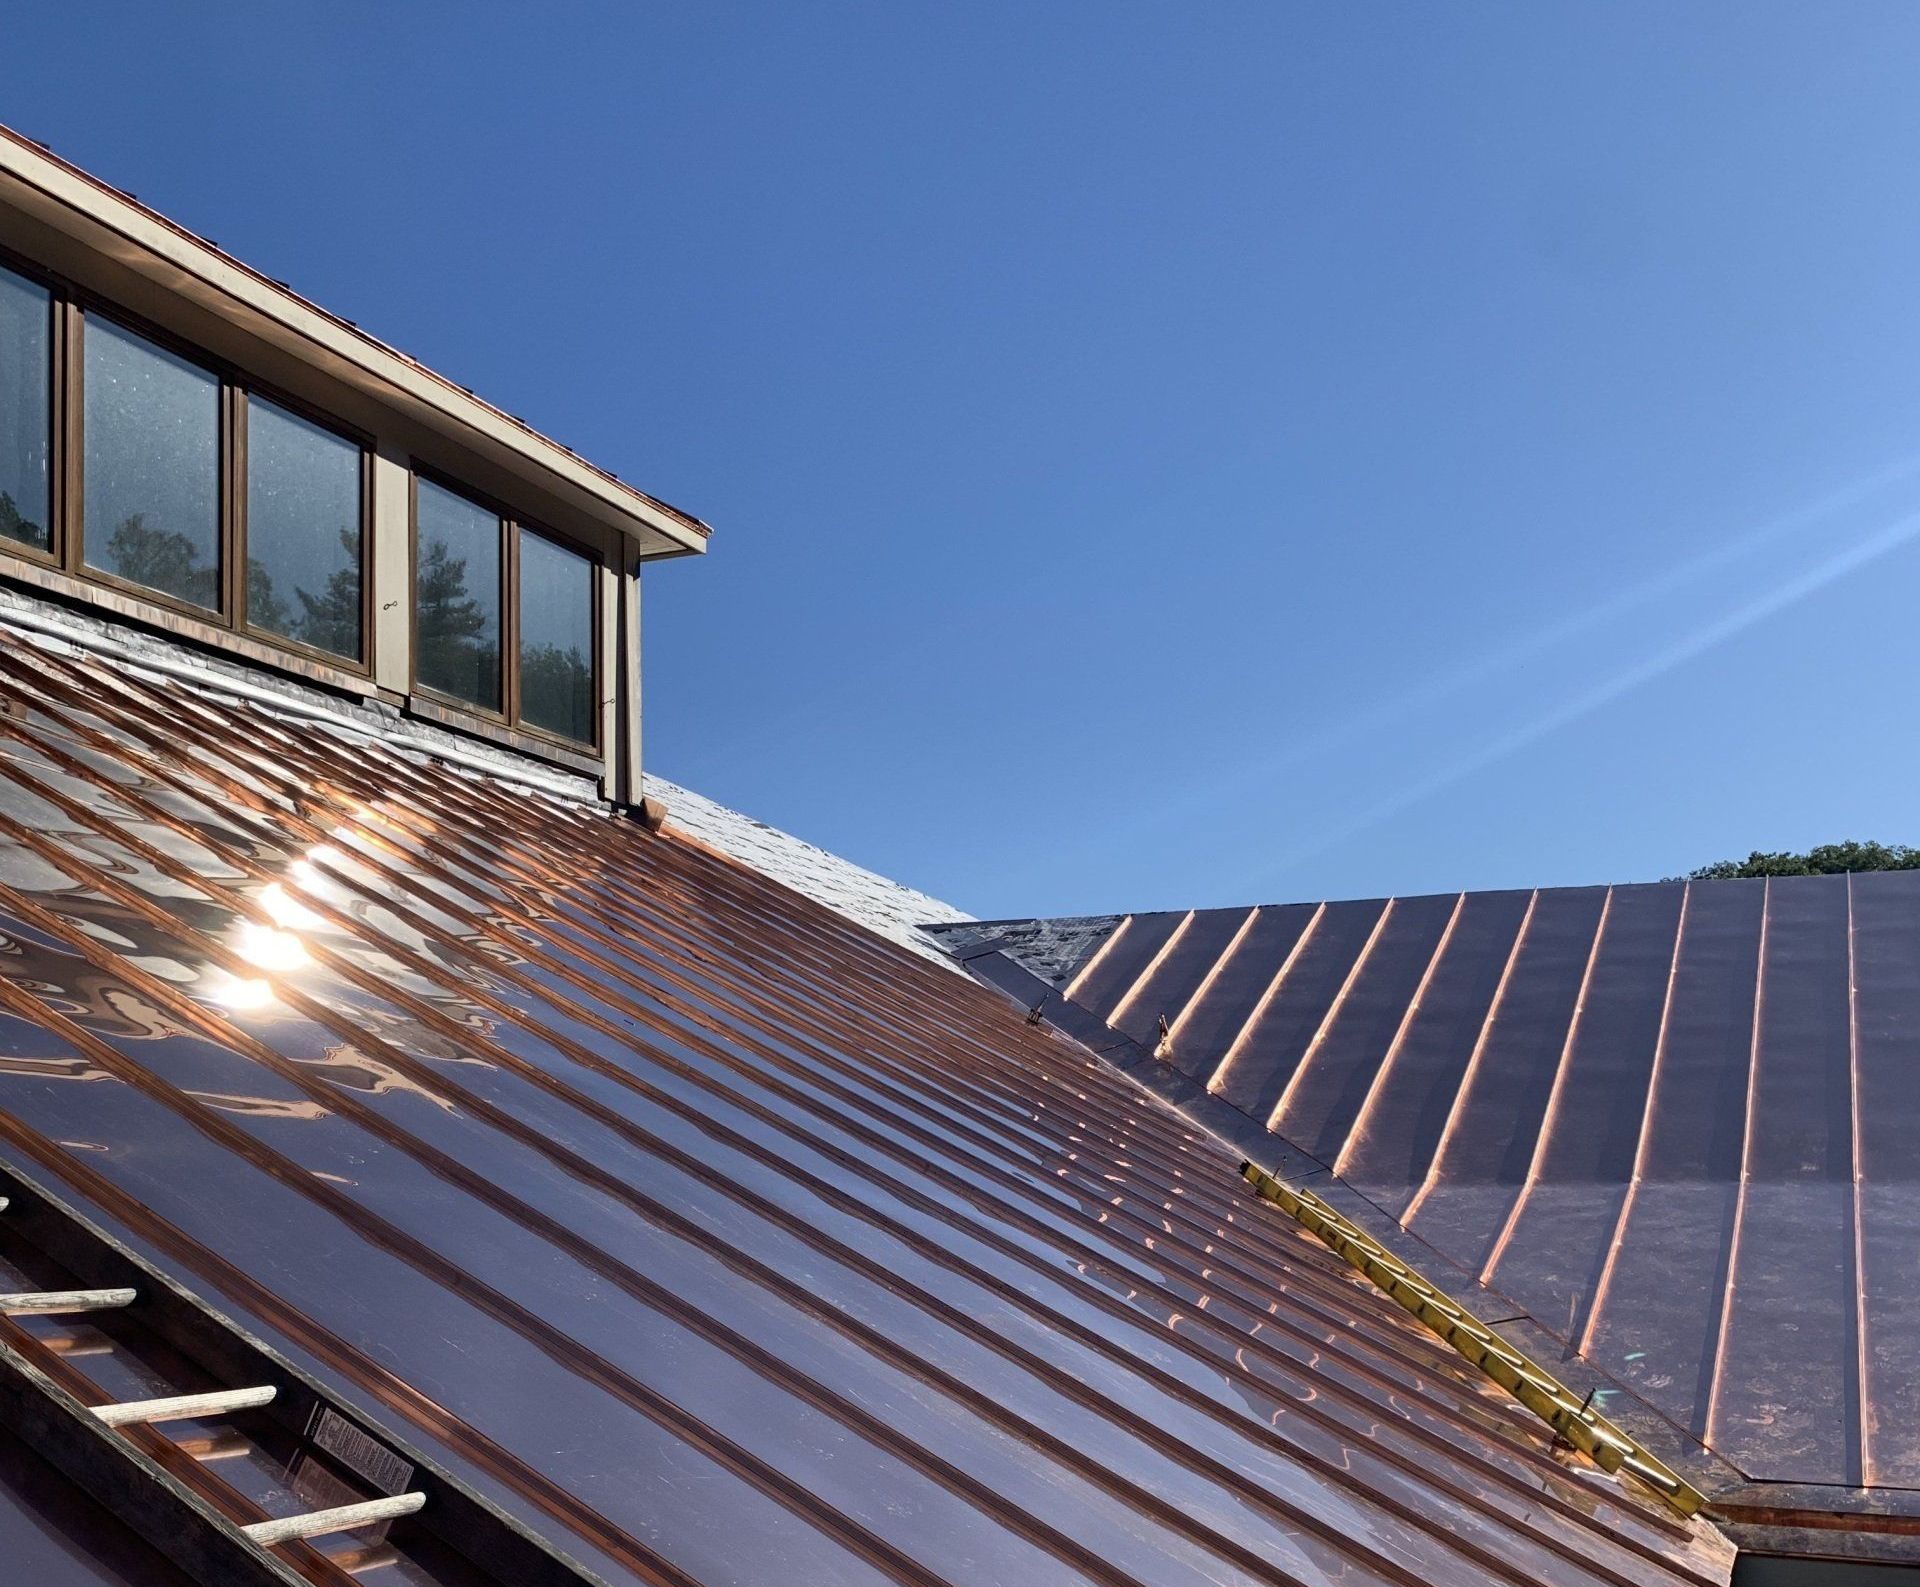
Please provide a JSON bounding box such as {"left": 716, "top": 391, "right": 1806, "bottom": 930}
{"left": 0, "top": 124, "right": 707, "bottom": 803}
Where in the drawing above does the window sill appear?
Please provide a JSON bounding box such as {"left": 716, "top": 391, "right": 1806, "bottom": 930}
{"left": 404, "top": 692, "right": 604, "bottom": 776}
{"left": 0, "top": 558, "right": 379, "bottom": 700}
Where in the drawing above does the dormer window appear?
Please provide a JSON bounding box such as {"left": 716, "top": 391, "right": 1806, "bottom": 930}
{"left": 0, "top": 128, "right": 703, "bottom": 796}
{"left": 0, "top": 263, "right": 50, "bottom": 553}
{"left": 413, "top": 476, "right": 502, "bottom": 713}
{"left": 411, "top": 474, "right": 599, "bottom": 748}
{"left": 81, "top": 314, "right": 222, "bottom": 612}
{"left": 0, "top": 263, "right": 375, "bottom": 671}
{"left": 518, "top": 529, "right": 595, "bottom": 745}
{"left": 241, "top": 394, "right": 366, "bottom": 664}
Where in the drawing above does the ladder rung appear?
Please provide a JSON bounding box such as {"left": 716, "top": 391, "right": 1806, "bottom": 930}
{"left": 0, "top": 1287, "right": 135, "bottom": 1314}
{"left": 1239, "top": 1158, "right": 1708, "bottom": 1517}
{"left": 91, "top": 1385, "right": 276, "bottom": 1427}
{"left": 244, "top": 1492, "right": 425, "bottom": 1547}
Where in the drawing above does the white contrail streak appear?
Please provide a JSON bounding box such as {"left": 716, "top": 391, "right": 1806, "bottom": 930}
{"left": 1253, "top": 505, "right": 1920, "bottom": 882}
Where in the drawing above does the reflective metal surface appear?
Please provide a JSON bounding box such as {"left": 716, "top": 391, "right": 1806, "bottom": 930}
{"left": 0, "top": 630, "right": 1733, "bottom": 1587}
{"left": 953, "top": 875, "right": 1920, "bottom": 1501}
{"left": 0, "top": 1420, "right": 197, "bottom": 1586}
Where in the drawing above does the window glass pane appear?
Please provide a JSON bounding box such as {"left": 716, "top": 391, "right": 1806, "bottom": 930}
{"left": 0, "top": 266, "right": 51, "bottom": 552}
{"left": 414, "top": 478, "right": 501, "bottom": 711}
{"left": 518, "top": 532, "right": 595, "bottom": 744}
{"left": 245, "top": 397, "right": 362, "bottom": 660}
{"left": 83, "top": 317, "right": 220, "bottom": 609}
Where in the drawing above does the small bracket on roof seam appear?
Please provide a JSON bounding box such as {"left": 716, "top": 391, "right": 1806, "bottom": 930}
{"left": 1153, "top": 1015, "right": 1174, "bottom": 1061}
{"left": 1238, "top": 1158, "right": 1707, "bottom": 1518}
{"left": 1024, "top": 1001, "right": 1046, "bottom": 1026}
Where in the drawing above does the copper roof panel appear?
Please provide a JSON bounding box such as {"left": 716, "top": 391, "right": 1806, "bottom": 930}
{"left": 944, "top": 869, "right": 1920, "bottom": 1525}
{"left": 0, "top": 632, "right": 1732, "bottom": 1586}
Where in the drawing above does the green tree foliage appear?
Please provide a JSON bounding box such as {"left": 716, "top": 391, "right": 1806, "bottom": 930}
{"left": 292, "top": 529, "right": 363, "bottom": 659}
{"left": 414, "top": 537, "right": 499, "bottom": 707}
{"left": 0, "top": 490, "right": 45, "bottom": 550}
{"left": 246, "top": 557, "right": 292, "bottom": 637}
{"left": 105, "top": 513, "right": 217, "bottom": 608}
{"left": 1685, "top": 841, "right": 1920, "bottom": 880}
{"left": 246, "top": 527, "right": 362, "bottom": 659}
{"left": 519, "top": 641, "right": 593, "bottom": 741}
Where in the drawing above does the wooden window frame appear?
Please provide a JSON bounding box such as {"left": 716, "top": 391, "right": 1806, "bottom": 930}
{"left": 231, "top": 384, "right": 375, "bottom": 673}
{"left": 408, "top": 465, "right": 603, "bottom": 754}
{"left": 0, "top": 243, "right": 374, "bottom": 679}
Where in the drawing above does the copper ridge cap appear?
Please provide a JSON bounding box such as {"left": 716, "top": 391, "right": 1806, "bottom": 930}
{"left": 0, "top": 121, "right": 711, "bottom": 552}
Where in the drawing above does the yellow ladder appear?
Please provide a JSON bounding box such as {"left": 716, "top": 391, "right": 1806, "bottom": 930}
{"left": 1239, "top": 1160, "right": 1706, "bottom": 1517}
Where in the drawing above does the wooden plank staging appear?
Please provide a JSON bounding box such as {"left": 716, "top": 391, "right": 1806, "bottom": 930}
{"left": 245, "top": 1492, "right": 427, "bottom": 1547}
{"left": 0, "top": 1334, "right": 310, "bottom": 1587}
{"left": 93, "top": 1385, "right": 279, "bottom": 1427}
{"left": 0, "top": 1152, "right": 611, "bottom": 1587}
{"left": 1239, "top": 1159, "right": 1709, "bottom": 1518}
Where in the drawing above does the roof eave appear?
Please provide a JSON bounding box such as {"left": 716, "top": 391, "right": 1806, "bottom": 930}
{"left": 0, "top": 123, "right": 709, "bottom": 560}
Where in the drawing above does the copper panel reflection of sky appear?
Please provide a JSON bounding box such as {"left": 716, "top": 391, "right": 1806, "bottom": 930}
{"left": 0, "top": 633, "right": 1734, "bottom": 1587}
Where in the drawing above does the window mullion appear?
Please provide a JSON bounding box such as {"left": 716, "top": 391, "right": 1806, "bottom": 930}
{"left": 58, "top": 298, "right": 82, "bottom": 574}
{"left": 225, "top": 384, "right": 246, "bottom": 629}
{"left": 503, "top": 517, "right": 520, "bottom": 726}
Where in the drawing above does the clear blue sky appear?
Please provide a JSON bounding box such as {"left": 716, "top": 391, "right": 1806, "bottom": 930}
{"left": 14, "top": 3, "right": 1920, "bottom": 918}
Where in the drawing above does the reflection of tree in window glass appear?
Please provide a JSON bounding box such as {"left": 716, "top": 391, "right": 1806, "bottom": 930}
{"left": 414, "top": 479, "right": 500, "bottom": 711}
{"left": 0, "top": 265, "right": 51, "bottom": 552}
{"left": 519, "top": 532, "right": 594, "bottom": 743}
{"left": 245, "top": 398, "right": 362, "bottom": 660}
{"left": 84, "top": 317, "right": 220, "bottom": 609}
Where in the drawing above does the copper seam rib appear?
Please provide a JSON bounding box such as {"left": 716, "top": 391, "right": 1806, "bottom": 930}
{"left": 1061, "top": 917, "right": 1131, "bottom": 1005}
{"left": 1578, "top": 883, "right": 1691, "bottom": 1358}
{"left": 1704, "top": 877, "right": 1768, "bottom": 1452}
{"left": 0, "top": 652, "right": 1720, "bottom": 1558}
{"left": 1210, "top": 904, "right": 1327, "bottom": 1099}
{"left": 1334, "top": 894, "right": 1467, "bottom": 1179}
{"left": 1846, "top": 873, "right": 1872, "bottom": 1488}
{"left": 1403, "top": 890, "right": 1540, "bottom": 1225}
{"left": 0, "top": 667, "right": 1712, "bottom": 1565}
{"left": 1479, "top": 887, "right": 1615, "bottom": 1286}
{"left": 45, "top": 652, "right": 1697, "bottom": 1519}
{"left": 1165, "top": 906, "right": 1262, "bottom": 1049}
{"left": 4, "top": 661, "right": 1500, "bottom": 1394}
{"left": 1107, "top": 910, "right": 1196, "bottom": 1031}
{"left": 1240, "top": 1163, "right": 1708, "bottom": 1519}
{"left": 0, "top": 810, "right": 1477, "bottom": 1587}
{"left": 0, "top": 769, "right": 1587, "bottom": 1543}
{"left": 1268, "top": 899, "right": 1398, "bottom": 1135}
{"left": 0, "top": 733, "right": 1681, "bottom": 1573}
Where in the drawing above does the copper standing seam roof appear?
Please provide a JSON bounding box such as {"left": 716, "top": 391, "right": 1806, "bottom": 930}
{"left": 933, "top": 877, "right": 1920, "bottom": 1516}
{"left": 0, "top": 630, "right": 1735, "bottom": 1587}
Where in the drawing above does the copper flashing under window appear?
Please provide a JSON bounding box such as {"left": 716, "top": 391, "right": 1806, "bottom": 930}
{"left": 0, "top": 629, "right": 1732, "bottom": 1587}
